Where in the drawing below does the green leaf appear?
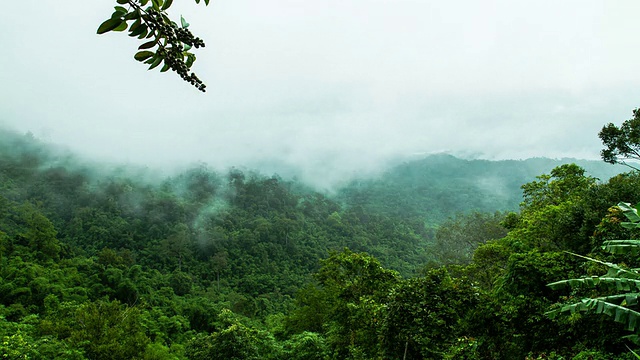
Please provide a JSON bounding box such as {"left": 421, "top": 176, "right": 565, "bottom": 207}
{"left": 111, "top": 11, "right": 122, "bottom": 19}
{"left": 547, "top": 298, "right": 640, "bottom": 332}
{"left": 630, "top": 312, "right": 640, "bottom": 331}
{"left": 134, "top": 51, "right": 155, "bottom": 62}
{"left": 204, "top": 0, "right": 210, "bottom": 5}
{"left": 564, "top": 251, "right": 638, "bottom": 278}
{"left": 138, "top": 41, "right": 157, "bottom": 50}
{"left": 151, "top": 0, "right": 163, "bottom": 11}
{"left": 548, "top": 277, "right": 640, "bottom": 291}
{"left": 185, "top": 53, "right": 196, "bottom": 68}
{"left": 97, "top": 18, "right": 124, "bottom": 34}
{"left": 603, "top": 240, "right": 640, "bottom": 255}
{"left": 148, "top": 56, "right": 163, "bottom": 70}
{"left": 626, "top": 346, "right": 640, "bottom": 360}
{"left": 114, "top": 6, "right": 127, "bottom": 14}
{"left": 619, "top": 202, "right": 640, "bottom": 223}
{"left": 162, "top": 0, "right": 174, "bottom": 10}
{"left": 117, "top": 0, "right": 128, "bottom": 4}
{"left": 124, "top": 11, "right": 141, "bottom": 21}
{"left": 113, "top": 21, "right": 128, "bottom": 32}
{"left": 627, "top": 335, "right": 640, "bottom": 346}
{"left": 160, "top": 63, "right": 170, "bottom": 72}
{"left": 129, "top": 18, "right": 141, "bottom": 33}
{"left": 129, "top": 24, "right": 148, "bottom": 39}
{"left": 181, "top": 15, "right": 190, "bottom": 28}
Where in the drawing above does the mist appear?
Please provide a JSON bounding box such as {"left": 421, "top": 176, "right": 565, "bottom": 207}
{"left": 2, "top": 1, "right": 640, "bottom": 189}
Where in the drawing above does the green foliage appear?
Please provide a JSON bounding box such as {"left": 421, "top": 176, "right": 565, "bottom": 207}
{"left": 18, "top": 203, "right": 61, "bottom": 261}
{"left": 314, "top": 249, "right": 399, "bottom": 359}
{"left": 37, "top": 298, "right": 152, "bottom": 357}
{"left": 98, "top": 0, "right": 209, "bottom": 91}
{"left": 338, "top": 155, "right": 623, "bottom": 227}
{"left": 509, "top": 164, "right": 599, "bottom": 253}
{"left": 1, "top": 128, "right": 638, "bottom": 359}
{"left": 443, "top": 337, "right": 481, "bottom": 360}
{"left": 283, "top": 332, "right": 329, "bottom": 360}
{"left": 285, "top": 282, "right": 330, "bottom": 335}
{"left": 0, "top": 330, "right": 38, "bottom": 360}
{"left": 185, "top": 309, "right": 281, "bottom": 360}
{"left": 382, "top": 268, "right": 478, "bottom": 359}
{"left": 600, "top": 108, "right": 640, "bottom": 170}
{"left": 316, "top": 249, "right": 399, "bottom": 301}
{"left": 521, "top": 164, "right": 595, "bottom": 209}
{"left": 548, "top": 202, "right": 640, "bottom": 352}
{"left": 464, "top": 239, "right": 512, "bottom": 290}
{"left": 430, "top": 211, "right": 508, "bottom": 265}
{"left": 463, "top": 251, "right": 577, "bottom": 358}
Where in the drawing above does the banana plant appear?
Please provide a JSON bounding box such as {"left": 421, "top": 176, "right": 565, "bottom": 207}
{"left": 547, "top": 202, "right": 640, "bottom": 344}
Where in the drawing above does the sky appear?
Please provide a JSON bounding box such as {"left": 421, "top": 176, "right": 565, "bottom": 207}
{"left": 1, "top": 1, "right": 640, "bottom": 188}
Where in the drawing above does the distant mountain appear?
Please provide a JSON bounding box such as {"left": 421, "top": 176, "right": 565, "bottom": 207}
{"left": 0, "top": 127, "right": 628, "bottom": 228}
{"left": 336, "top": 153, "right": 628, "bottom": 226}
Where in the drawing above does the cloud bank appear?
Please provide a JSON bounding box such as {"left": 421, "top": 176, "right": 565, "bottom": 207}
{"left": 2, "top": 1, "right": 640, "bottom": 188}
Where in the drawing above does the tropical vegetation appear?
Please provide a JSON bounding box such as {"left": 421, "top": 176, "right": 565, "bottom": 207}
{"left": 4, "top": 110, "right": 640, "bottom": 359}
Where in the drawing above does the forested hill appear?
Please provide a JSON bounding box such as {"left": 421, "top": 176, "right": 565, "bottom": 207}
{"left": 338, "top": 153, "right": 626, "bottom": 225}
{"left": 1, "top": 129, "right": 625, "bottom": 230}
{"left": 4, "top": 128, "right": 640, "bottom": 359}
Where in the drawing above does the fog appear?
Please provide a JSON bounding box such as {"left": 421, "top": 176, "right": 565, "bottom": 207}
{"left": 2, "top": 1, "right": 640, "bottom": 188}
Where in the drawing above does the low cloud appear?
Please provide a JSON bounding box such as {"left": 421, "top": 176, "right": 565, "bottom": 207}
{"left": 2, "top": 1, "right": 640, "bottom": 189}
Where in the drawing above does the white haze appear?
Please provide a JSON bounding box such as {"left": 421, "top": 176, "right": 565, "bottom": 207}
{"left": 1, "top": 1, "right": 640, "bottom": 189}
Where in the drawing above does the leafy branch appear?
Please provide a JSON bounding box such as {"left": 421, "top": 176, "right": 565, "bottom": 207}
{"left": 97, "top": 0, "right": 209, "bottom": 92}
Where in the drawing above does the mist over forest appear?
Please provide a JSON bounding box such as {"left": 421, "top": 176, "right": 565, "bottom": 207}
{"left": 3, "top": 123, "right": 640, "bottom": 359}
{"left": 6, "top": 1, "right": 640, "bottom": 359}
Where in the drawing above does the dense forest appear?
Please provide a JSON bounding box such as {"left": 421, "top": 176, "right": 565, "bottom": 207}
{"left": 338, "top": 154, "right": 625, "bottom": 225}
{"left": 2, "top": 126, "right": 640, "bottom": 359}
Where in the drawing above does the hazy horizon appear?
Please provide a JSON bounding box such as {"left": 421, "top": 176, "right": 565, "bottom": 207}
{"left": 2, "top": 1, "right": 640, "bottom": 188}
{"left": 1, "top": 125, "right": 629, "bottom": 194}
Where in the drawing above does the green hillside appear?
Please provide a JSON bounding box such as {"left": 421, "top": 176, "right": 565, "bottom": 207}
{"left": 339, "top": 153, "right": 627, "bottom": 225}
{"left": 3, "top": 128, "right": 640, "bottom": 359}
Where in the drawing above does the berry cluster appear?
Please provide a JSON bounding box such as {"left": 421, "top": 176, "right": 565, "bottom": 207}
{"left": 175, "top": 27, "right": 205, "bottom": 49}
{"left": 146, "top": 9, "right": 206, "bottom": 92}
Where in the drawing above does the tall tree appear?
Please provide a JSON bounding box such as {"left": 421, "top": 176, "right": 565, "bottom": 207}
{"left": 382, "top": 268, "right": 478, "bottom": 359}
{"left": 314, "top": 249, "right": 399, "bottom": 359}
{"left": 431, "top": 211, "right": 508, "bottom": 265}
{"left": 600, "top": 108, "right": 640, "bottom": 170}
{"left": 514, "top": 164, "right": 597, "bottom": 252}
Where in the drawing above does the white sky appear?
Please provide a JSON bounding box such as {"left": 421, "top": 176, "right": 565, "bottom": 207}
{"left": 1, "top": 1, "right": 640, "bottom": 187}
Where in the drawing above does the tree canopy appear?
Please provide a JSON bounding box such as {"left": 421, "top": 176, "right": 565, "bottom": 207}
{"left": 3, "top": 125, "right": 640, "bottom": 359}
{"left": 600, "top": 108, "right": 640, "bottom": 170}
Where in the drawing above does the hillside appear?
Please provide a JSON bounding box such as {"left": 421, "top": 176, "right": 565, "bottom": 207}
{"left": 339, "top": 153, "right": 627, "bottom": 225}
{"left": 3, "top": 129, "right": 640, "bottom": 359}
